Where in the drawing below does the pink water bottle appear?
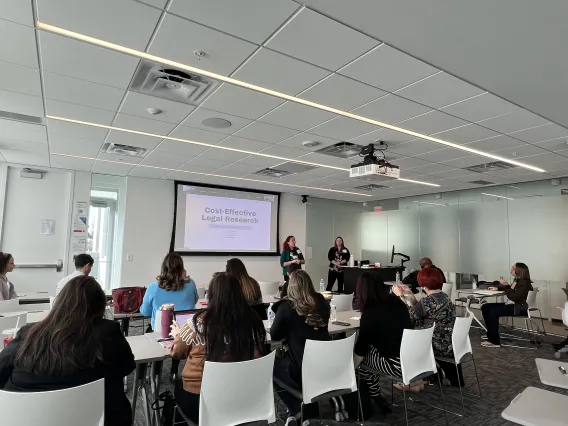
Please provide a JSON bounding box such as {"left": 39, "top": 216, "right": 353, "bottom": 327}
{"left": 161, "top": 304, "right": 174, "bottom": 338}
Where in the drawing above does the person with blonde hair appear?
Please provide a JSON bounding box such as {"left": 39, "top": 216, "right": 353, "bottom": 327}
{"left": 271, "top": 270, "right": 330, "bottom": 425}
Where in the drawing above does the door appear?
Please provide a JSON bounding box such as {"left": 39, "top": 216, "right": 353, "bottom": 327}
{"left": 88, "top": 192, "right": 117, "bottom": 291}
{"left": 0, "top": 166, "right": 72, "bottom": 295}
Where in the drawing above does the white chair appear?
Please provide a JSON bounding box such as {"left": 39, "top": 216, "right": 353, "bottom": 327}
{"left": 555, "top": 302, "right": 568, "bottom": 358}
{"left": 196, "top": 287, "right": 206, "bottom": 299}
{"left": 49, "top": 296, "right": 56, "bottom": 310}
{"left": 0, "top": 378, "right": 104, "bottom": 425}
{"left": 442, "top": 283, "right": 453, "bottom": 297}
{"left": 435, "top": 315, "right": 482, "bottom": 416}
{"left": 258, "top": 281, "right": 280, "bottom": 297}
{"left": 502, "top": 289, "right": 545, "bottom": 344}
{"left": 0, "top": 299, "right": 19, "bottom": 314}
{"left": 0, "top": 313, "right": 27, "bottom": 336}
{"left": 176, "top": 351, "right": 276, "bottom": 426}
{"left": 274, "top": 334, "right": 358, "bottom": 423}
{"left": 331, "top": 294, "right": 353, "bottom": 312}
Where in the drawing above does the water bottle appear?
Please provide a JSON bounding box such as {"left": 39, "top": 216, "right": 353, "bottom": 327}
{"left": 330, "top": 304, "right": 337, "bottom": 321}
{"left": 395, "top": 271, "right": 401, "bottom": 283}
{"left": 472, "top": 278, "right": 477, "bottom": 290}
{"left": 319, "top": 279, "right": 325, "bottom": 292}
{"left": 267, "top": 303, "right": 275, "bottom": 326}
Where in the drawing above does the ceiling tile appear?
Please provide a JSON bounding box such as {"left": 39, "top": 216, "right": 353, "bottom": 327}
{"left": 464, "top": 134, "right": 525, "bottom": 152}
{"left": 508, "top": 123, "right": 568, "bottom": 143}
{"left": 155, "top": 140, "right": 209, "bottom": 157}
{"left": 309, "top": 116, "right": 377, "bottom": 140}
{"left": 259, "top": 101, "right": 336, "bottom": 131}
{"left": 0, "top": 138, "right": 46, "bottom": 153}
{"left": 390, "top": 139, "right": 448, "bottom": 157}
{"left": 1, "top": 0, "right": 34, "bottom": 26}
{"left": 0, "top": 89, "right": 44, "bottom": 117}
{"left": 407, "top": 163, "right": 455, "bottom": 174}
{"left": 349, "top": 128, "right": 414, "bottom": 144}
{"left": 165, "top": 168, "right": 216, "bottom": 181}
{"left": 119, "top": 91, "right": 195, "bottom": 124}
{"left": 0, "top": 19, "right": 38, "bottom": 68}
{"left": 233, "top": 122, "right": 298, "bottom": 143}
{"left": 149, "top": 13, "right": 257, "bottom": 76}
{"left": 299, "top": 74, "right": 386, "bottom": 111}
{"left": 235, "top": 155, "right": 284, "bottom": 168}
{"left": 441, "top": 93, "right": 518, "bottom": 122}
{"left": 216, "top": 136, "right": 272, "bottom": 152}
{"left": 43, "top": 71, "right": 125, "bottom": 111}
{"left": 211, "top": 167, "right": 250, "bottom": 178}
{"left": 534, "top": 137, "right": 568, "bottom": 153}
{"left": 1, "top": 149, "right": 49, "bottom": 166}
{"left": 266, "top": 8, "right": 378, "bottom": 70}
{"left": 50, "top": 155, "right": 94, "bottom": 171}
{"left": 198, "top": 147, "right": 250, "bottom": 161}
{"left": 258, "top": 145, "right": 308, "bottom": 159}
{"left": 390, "top": 156, "right": 433, "bottom": 169}
{"left": 39, "top": 32, "right": 140, "bottom": 89}
{"left": 180, "top": 108, "right": 253, "bottom": 135}
{"left": 109, "top": 113, "right": 175, "bottom": 150}
{"left": 441, "top": 156, "right": 488, "bottom": 168}
{"left": 128, "top": 166, "right": 169, "bottom": 179}
{"left": 397, "top": 110, "right": 467, "bottom": 135}
{"left": 426, "top": 168, "right": 479, "bottom": 180}
{"left": 46, "top": 99, "right": 115, "bottom": 125}
{"left": 546, "top": 159, "right": 568, "bottom": 171}
{"left": 476, "top": 109, "right": 550, "bottom": 134}
{"left": 183, "top": 156, "right": 233, "bottom": 170}
{"left": 220, "top": 162, "right": 267, "bottom": 173}
{"left": 91, "top": 160, "right": 135, "bottom": 176}
{"left": 233, "top": 48, "right": 330, "bottom": 95}
{"left": 167, "top": 126, "right": 226, "bottom": 144}
{"left": 48, "top": 134, "right": 102, "bottom": 158}
{"left": 36, "top": 0, "right": 161, "bottom": 50}
{"left": 200, "top": 84, "right": 284, "bottom": 120}
{"left": 352, "top": 94, "right": 431, "bottom": 124}
{"left": 140, "top": 150, "right": 190, "bottom": 169}
{"left": 0, "top": 60, "right": 41, "bottom": 96}
{"left": 338, "top": 44, "right": 438, "bottom": 92}
{"left": 277, "top": 132, "right": 340, "bottom": 151}
{"left": 395, "top": 71, "right": 484, "bottom": 109}
{"left": 431, "top": 124, "right": 498, "bottom": 144}
{"left": 97, "top": 152, "right": 142, "bottom": 165}
{"left": 514, "top": 152, "right": 567, "bottom": 166}
{"left": 492, "top": 144, "right": 549, "bottom": 159}
{"left": 138, "top": 0, "right": 167, "bottom": 8}
{"left": 47, "top": 118, "right": 108, "bottom": 142}
{"left": 168, "top": 0, "right": 298, "bottom": 44}
{"left": 413, "top": 147, "right": 474, "bottom": 163}
{"left": 0, "top": 118, "right": 47, "bottom": 143}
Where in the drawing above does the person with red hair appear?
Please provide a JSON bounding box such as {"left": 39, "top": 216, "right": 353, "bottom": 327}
{"left": 279, "top": 236, "right": 305, "bottom": 282}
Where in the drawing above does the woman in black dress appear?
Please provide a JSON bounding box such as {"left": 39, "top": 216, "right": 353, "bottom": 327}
{"left": 326, "top": 237, "right": 350, "bottom": 293}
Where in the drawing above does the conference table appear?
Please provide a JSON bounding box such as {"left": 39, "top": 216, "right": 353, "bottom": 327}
{"left": 455, "top": 289, "right": 505, "bottom": 331}
{"left": 17, "top": 292, "right": 51, "bottom": 305}
{"left": 263, "top": 309, "right": 361, "bottom": 339}
{"left": 342, "top": 266, "right": 405, "bottom": 294}
{"left": 2, "top": 309, "right": 49, "bottom": 323}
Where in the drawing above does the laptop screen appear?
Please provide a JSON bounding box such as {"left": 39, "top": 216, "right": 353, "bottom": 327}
{"left": 175, "top": 310, "right": 197, "bottom": 327}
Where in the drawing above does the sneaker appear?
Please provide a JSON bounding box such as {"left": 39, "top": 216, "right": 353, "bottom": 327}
{"left": 285, "top": 416, "right": 297, "bottom": 426}
{"left": 480, "top": 341, "right": 500, "bottom": 348}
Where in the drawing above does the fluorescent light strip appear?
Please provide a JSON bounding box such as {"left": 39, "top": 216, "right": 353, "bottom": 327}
{"left": 37, "top": 22, "right": 546, "bottom": 174}
{"left": 51, "top": 153, "right": 373, "bottom": 197}
{"left": 413, "top": 201, "right": 446, "bottom": 206}
{"left": 47, "top": 115, "right": 440, "bottom": 187}
{"left": 481, "top": 192, "right": 514, "bottom": 201}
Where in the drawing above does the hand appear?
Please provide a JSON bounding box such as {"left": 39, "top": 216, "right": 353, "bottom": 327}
{"left": 295, "top": 259, "right": 300, "bottom": 264}
{"left": 392, "top": 284, "right": 404, "bottom": 297}
{"left": 499, "top": 278, "right": 509, "bottom": 286}
{"left": 170, "top": 320, "right": 181, "bottom": 338}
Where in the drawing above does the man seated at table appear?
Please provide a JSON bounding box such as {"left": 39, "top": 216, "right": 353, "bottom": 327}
{"left": 55, "top": 253, "right": 94, "bottom": 296}
{"left": 402, "top": 257, "right": 445, "bottom": 294}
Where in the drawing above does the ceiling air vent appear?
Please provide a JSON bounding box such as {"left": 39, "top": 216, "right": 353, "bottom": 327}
{"left": 315, "top": 142, "right": 364, "bottom": 159}
{"left": 0, "top": 110, "right": 44, "bottom": 125}
{"left": 464, "top": 161, "right": 517, "bottom": 173}
{"left": 468, "top": 180, "right": 495, "bottom": 186}
{"left": 101, "top": 143, "right": 148, "bottom": 158}
{"left": 253, "top": 168, "right": 291, "bottom": 178}
{"left": 354, "top": 183, "right": 388, "bottom": 191}
{"left": 130, "top": 61, "right": 219, "bottom": 105}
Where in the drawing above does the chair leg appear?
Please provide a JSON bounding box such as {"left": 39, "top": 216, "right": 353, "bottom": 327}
{"left": 300, "top": 402, "right": 303, "bottom": 425}
{"left": 471, "top": 354, "right": 482, "bottom": 398}
{"left": 402, "top": 387, "right": 409, "bottom": 426}
{"left": 436, "top": 373, "right": 449, "bottom": 426}
{"left": 391, "top": 380, "right": 394, "bottom": 406}
{"left": 456, "top": 364, "right": 466, "bottom": 417}
{"left": 539, "top": 310, "right": 546, "bottom": 336}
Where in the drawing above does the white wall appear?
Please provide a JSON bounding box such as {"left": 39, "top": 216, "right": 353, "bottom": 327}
{"left": 119, "top": 177, "right": 306, "bottom": 288}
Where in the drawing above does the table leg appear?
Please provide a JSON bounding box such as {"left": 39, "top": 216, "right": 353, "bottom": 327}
{"left": 131, "top": 363, "right": 145, "bottom": 426}
{"left": 466, "top": 297, "right": 487, "bottom": 331}
{"left": 150, "top": 361, "right": 164, "bottom": 426}
{"left": 121, "top": 317, "right": 131, "bottom": 336}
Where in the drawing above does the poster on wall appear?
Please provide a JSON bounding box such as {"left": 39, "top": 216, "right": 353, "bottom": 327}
{"left": 40, "top": 218, "right": 56, "bottom": 235}
{"left": 71, "top": 201, "right": 88, "bottom": 251}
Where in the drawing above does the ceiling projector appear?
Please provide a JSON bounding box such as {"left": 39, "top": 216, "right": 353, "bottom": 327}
{"left": 350, "top": 142, "right": 400, "bottom": 181}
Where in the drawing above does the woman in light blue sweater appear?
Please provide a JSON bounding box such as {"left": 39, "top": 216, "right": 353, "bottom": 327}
{"left": 140, "top": 253, "right": 198, "bottom": 380}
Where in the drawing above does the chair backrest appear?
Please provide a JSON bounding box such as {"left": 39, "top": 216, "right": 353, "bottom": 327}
{"left": 0, "top": 298, "right": 20, "bottom": 314}
{"left": 196, "top": 287, "right": 206, "bottom": 299}
{"left": 0, "top": 313, "right": 27, "bottom": 336}
{"left": 442, "top": 283, "right": 453, "bottom": 297}
{"left": 331, "top": 294, "right": 353, "bottom": 312}
{"left": 199, "top": 351, "right": 276, "bottom": 426}
{"left": 400, "top": 325, "right": 437, "bottom": 385}
{"left": 452, "top": 316, "right": 473, "bottom": 364}
{"left": 302, "top": 334, "right": 357, "bottom": 403}
{"left": 563, "top": 302, "right": 568, "bottom": 328}
{"left": 154, "top": 309, "right": 162, "bottom": 331}
{"left": 49, "top": 296, "right": 56, "bottom": 310}
{"left": 0, "top": 379, "right": 104, "bottom": 425}
{"left": 527, "top": 289, "right": 539, "bottom": 311}
{"left": 258, "top": 281, "right": 280, "bottom": 297}
{"left": 562, "top": 288, "right": 568, "bottom": 301}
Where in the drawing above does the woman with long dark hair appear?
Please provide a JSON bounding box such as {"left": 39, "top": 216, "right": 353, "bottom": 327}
{"left": 0, "top": 252, "right": 17, "bottom": 300}
{"left": 271, "top": 270, "right": 330, "bottom": 425}
{"left": 0, "top": 276, "right": 135, "bottom": 426}
{"left": 326, "top": 236, "right": 350, "bottom": 293}
{"left": 170, "top": 272, "right": 266, "bottom": 423}
{"left": 226, "top": 258, "right": 262, "bottom": 305}
{"left": 480, "top": 262, "right": 534, "bottom": 347}
{"left": 280, "top": 236, "right": 305, "bottom": 282}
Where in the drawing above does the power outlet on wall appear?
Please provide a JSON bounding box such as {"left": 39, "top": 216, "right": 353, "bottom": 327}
{"left": 127, "top": 253, "right": 133, "bottom": 261}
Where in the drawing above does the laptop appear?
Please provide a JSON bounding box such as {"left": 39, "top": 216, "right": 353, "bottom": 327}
{"left": 175, "top": 309, "right": 198, "bottom": 327}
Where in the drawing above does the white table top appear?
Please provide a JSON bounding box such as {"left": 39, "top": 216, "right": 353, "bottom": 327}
{"left": 535, "top": 358, "right": 568, "bottom": 389}
{"left": 196, "top": 294, "right": 280, "bottom": 309}
{"left": 17, "top": 292, "right": 51, "bottom": 301}
{"left": 125, "top": 335, "right": 170, "bottom": 363}
{"left": 2, "top": 310, "right": 49, "bottom": 323}
{"left": 501, "top": 386, "right": 568, "bottom": 426}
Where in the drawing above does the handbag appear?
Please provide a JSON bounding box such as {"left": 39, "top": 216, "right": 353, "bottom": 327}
{"left": 151, "top": 390, "right": 176, "bottom": 426}
{"left": 112, "top": 287, "right": 146, "bottom": 314}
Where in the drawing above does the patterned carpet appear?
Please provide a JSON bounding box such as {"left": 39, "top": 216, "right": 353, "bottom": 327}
{"left": 126, "top": 317, "right": 568, "bottom": 425}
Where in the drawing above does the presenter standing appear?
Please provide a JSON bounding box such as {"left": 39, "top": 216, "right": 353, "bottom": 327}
{"left": 280, "top": 236, "right": 305, "bottom": 282}
{"left": 326, "top": 237, "right": 350, "bottom": 293}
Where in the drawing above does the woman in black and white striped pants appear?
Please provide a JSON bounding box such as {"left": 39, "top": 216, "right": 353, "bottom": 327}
{"left": 358, "top": 346, "right": 402, "bottom": 396}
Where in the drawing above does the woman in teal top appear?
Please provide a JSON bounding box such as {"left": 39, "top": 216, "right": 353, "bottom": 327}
{"left": 280, "top": 235, "right": 305, "bottom": 282}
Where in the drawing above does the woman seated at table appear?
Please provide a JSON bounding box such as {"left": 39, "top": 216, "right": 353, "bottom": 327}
{"left": 481, "top": 262, "right": 533, "bottom": 348}
{"left": 354, "top": 272, "right": 412, "bottom": 410}
{"left": 0, "top": 276, "right": 135, "bottom": 426}
{"left": 271, "top": 270, "right": 330, "bottom": 426}
{"left": 170, "top": 272, "right": 266, "bottom": 424}
{"left": 393, "top": 267, "right": 459, "bottom": 387}
{"left": 226, "top": 258, "right": 263, "bottom": 305}
{"left": 0, "top": 251, "right": 17, "bottom": 300}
